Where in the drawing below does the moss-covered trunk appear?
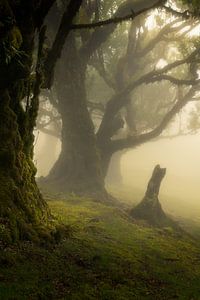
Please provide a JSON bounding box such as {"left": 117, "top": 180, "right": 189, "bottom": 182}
{"left": 46, "top": 36, "right": 105, "bottom": 195}
{"left": 0, "top": 90, "right": 49, "bottom": 243}
{"left": 0, "top": 2, "right": 50, "bottom": 243}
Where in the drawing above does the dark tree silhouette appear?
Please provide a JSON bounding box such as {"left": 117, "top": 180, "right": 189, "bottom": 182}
{"left": 0, "top": 0, "right": 83, "bottom": 243}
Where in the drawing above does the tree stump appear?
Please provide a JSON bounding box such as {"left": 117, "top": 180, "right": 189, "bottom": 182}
{"left": 131, "top": 165, "right": 172, "bottom": 227}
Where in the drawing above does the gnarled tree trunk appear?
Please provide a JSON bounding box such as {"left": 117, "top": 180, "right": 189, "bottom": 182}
{"left": 46, "top": 35, "right": 105, "bottom": 196}
{"left": 0, "top": 4, "right": 50, "bottom": 244}
{"left": 0, "top": 91, "right": 50, "bottom": 243}
{"left": 131, "top": 165, "right": 173, "bottom": 226}
{"left": 1, "top": 0, "right": 85, "bottom": 243}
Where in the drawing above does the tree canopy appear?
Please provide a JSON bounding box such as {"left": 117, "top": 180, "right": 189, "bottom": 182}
{"left": 35, "top": 0, "right": 200, "bottom": 194}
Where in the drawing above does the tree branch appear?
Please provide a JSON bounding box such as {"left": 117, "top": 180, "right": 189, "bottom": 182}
{"left": 140, "top": 19, "right": 194, "bottom": 57}
{"left": 148, "top": 75, "right": 200, "bottom": 86}
{"left": 34, "top": 0, "right": 57, "bottom": 29}
{"left": 162, "top": 5, "right": 196, "bottom": 20}
{"left": 44, "top": 0, "right": 83, "bottom": 88}
{"left": 80, "top": 0, "right": 165, "bottom": 61}
{"left": 97, "top": 46, "right": 200, "bottom": 140}
{"left": 71, "top": 8, "right": 152, "bottom": 30}
{"left": 110, "top": 86, "right": 199, "bottom": 152}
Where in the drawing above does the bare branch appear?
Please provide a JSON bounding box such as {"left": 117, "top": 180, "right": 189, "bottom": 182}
{"left": 71, "top": 2, "right": 163, "bottom": 31}
{"left": 80, "top": 0, "right": 165, "bottom": 61}
{"left": 110, "top": 86, "right": 199, "bottom": 152}
{"left": 140, "top": 19, "right": 195, "bottom": 57}
{"left": 97, "top": 47, "right": 200, "bottom": 140}
{"left": 44, "top": 0, "right": 83, "bottom": 88}
{"left": 71, "top": 12, "right": 135, "bottom": 30}
{"left": 148, "top": 75, "right": 200, "bottom": 86}
{"left": 162, "top": 5, "right": 198, "bottom": 20}
{"left": 34, "top": 0, "right": 56, "bottom": 28}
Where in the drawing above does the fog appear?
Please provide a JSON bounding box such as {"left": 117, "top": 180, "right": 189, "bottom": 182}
{"left": 34, "top": 0, "right": 200, "bottom": 232}
{"left": 34, "top": 132, "right": 61, "bottom": 177}
{"left": 35, "top": 131, "right": 200, "bottom": 222}
{"left": 121, "top": 134, "right": 200, "bottom": 219}
{"left": 3, "top": 1, "right": 200, "bottom": 297}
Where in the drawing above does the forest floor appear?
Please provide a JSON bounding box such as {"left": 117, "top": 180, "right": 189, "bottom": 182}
{"left": 0, "top": 191, "right": 200, "bottom": 299}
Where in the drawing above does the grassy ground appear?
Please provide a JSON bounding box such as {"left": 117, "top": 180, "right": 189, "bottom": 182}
{"left": 0, "top": 194, "right": 200, "bottom": 299}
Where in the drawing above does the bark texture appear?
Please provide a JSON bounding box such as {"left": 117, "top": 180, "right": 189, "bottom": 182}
{"left": 131, "top": 165, "right": 173, "bottom": 226}
{"left": 46, "top": 35, "right": 105, "bottom": 195}
{"left": 0, "top": 0, "right": 87, "bottom": 243}
{"left": 0, "top": 3, "right": 49, "bottom": 244}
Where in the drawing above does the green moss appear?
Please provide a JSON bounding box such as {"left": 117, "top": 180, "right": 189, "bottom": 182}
{"left": 0, "top": 195, "right": 200, "bottom": 299}
{"left": 0, "top": 1, "right": 59, "bottom": 246}
{"left": 0, "top": 90, "right": 53, "bottom": 245}
{"left": 0, "top": 223, "right": 12, "bottom": 244}
{"left": 9, "top": 26, "right": 23, "bottom": 50}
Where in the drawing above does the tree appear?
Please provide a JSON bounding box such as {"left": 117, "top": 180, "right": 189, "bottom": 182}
{"left": 0, "top": 0, "right": 83, "bottom": 243}
{"left": 40, "top": 0, "right": 200, "bottom": 197}
{"left": 131, "top": 165, "right": 174, "bottom": 226}
{"left": 96, "top": 10, "right": 199, "bottom": 185}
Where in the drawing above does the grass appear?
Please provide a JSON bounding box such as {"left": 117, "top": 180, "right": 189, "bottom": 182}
{"left": 0, "top": 194, "right": 200, "bottom": 299}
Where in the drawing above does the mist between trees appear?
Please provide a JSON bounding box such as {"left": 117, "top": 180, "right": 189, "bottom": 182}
{"left": 35, "top": 0, "right": 200, "bottom": 204}
{"left": 1, "top": 0, "right": 200, "bottom": 245}
{"left": 2, "top": 1, "right": 200, "bottom": 298}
